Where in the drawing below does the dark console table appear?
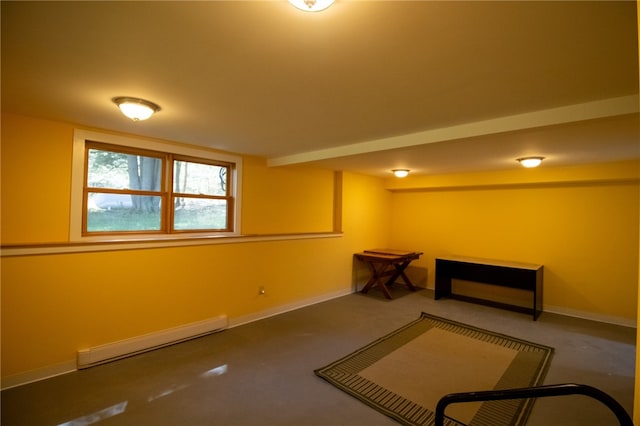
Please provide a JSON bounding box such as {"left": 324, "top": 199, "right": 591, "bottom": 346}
{"left": 435, "top": 256, "right": 543, "bottom": 320}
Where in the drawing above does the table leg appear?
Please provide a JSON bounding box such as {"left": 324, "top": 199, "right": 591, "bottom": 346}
{"left": 398, "top": 261, "right": 417, "bottom": 291}
{"left": 361, "top": 262, "right": 393, "bottom": 299}
{"left": 384, "top": 261, "right": 416, "bottom": 292}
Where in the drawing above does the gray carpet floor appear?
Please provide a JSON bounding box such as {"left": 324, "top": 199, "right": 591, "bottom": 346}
{"left": 1, "top": 288, "right": 635, "bottom": 425}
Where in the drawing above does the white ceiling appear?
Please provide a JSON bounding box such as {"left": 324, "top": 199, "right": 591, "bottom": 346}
{"left": 2, "top": 1, "right": 638, "bottom": 177}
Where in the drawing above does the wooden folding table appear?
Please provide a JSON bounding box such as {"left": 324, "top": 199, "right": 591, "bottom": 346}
{"left": 354, "top": 249, "right": 423, "bottom": 299}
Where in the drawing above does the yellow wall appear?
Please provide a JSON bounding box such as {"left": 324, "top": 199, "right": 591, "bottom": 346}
{"left": 1, "top": 114, "right": 74, "bottom": 243}
{"left": 0, "top": 113, "right": 390, "bottom": 382}
{"left": 241, "top": 155, "right": 335, "bottom": 234}
{"left": 634, "top": 2, "right": 639, "bottom": 422}
{"left": 0, "top": 113, "right": 338, "bottom": 243}
{"left": 386, "top": 164, "right": 640, "bottom": 323}
{"left": 1, "top": 112, "right": 638, "bottom": 393}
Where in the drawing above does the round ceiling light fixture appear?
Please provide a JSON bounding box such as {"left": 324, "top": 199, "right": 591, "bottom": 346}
{"left": 517, "top": 157, "right": 545, "bottom": 168}
{"left": 288, "top": 0, "right": 335, "bottom": 12}
{"left": 113, "top": 97, "right": 161, "bottom": 121}
{"left": 392, "top": 169, "right": 410, "bottom": 178}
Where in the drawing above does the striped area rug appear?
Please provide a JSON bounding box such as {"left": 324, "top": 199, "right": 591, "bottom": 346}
{"left": 315, "top": 312, "right": 553, "bottom": 426}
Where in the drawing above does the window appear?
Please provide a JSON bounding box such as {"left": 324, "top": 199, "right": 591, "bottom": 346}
{"left": 71, "top": 130, "right": 241, "bottom": 241}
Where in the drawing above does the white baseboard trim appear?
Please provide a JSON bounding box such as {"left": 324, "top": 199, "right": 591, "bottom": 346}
{"left": 2, "top": 316, "right": 229, "bottom": 391}
{"left": 425, "top": 285, "right": 636, "bottom": 328}
{"left": 77, "top": 315, "right": 228, "bottom": 369}
{"left": 2, "top": 290, "right": 352, "bottom": 390}
{"left": 228, "top": 288, "right": 353, "bottom": 329}
{"left": 11, "top": 289, "right": 627, "bottom": 391}
{"left": 544, "top": 305, "right": 636, "bottom": 328}
{"left": 1, "top": 359, "right": 77, "bottom": 391}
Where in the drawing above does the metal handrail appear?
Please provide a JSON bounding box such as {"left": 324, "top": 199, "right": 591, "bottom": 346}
{"left": 434, "top": 383, "right": 633, "bottom": 426}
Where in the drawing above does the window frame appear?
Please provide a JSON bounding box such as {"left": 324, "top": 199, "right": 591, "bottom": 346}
{"left": 71, "top": 129, "right": 242, "bottom": 242}
{"left": 169, "top": 153, "right": 235, "bottom": 234}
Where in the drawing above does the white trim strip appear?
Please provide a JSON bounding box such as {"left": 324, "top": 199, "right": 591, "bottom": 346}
{"left": 424, "top": 285, "right": 636, "bottom": 328}
{"left": 1, "top": 287, "right": 353, "bottom": 390}
{"left": 228, "top": 288, "right": 353, "bottom": 329}
{"left": 1, "top": 360, "right": 77, "bottom": 391}
{"left": 77, "top": 315, "right": 228, "bottom": 369}
{"left": 544, "top": 304, "right": 636, "bottom": 328}
{"left": 0, "top": 232, "right": 343, "bottom": 257}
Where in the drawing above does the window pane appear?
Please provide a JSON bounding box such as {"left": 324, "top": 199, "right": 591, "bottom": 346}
{"left": 87, "top": 193, "right": 162, "bottom": 231}
{"left": 88, "top": 148, "right": 162, "bottom": 192}
{"left": 173, "top": 198, "right": 227, "bottom": 230}
{"left": 174, "top": 160, "right": 227, "bottom": 196}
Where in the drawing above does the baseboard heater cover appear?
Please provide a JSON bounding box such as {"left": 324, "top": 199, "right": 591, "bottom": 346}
{"left": 77, "top": 315, "right": 228, "bottom": 369}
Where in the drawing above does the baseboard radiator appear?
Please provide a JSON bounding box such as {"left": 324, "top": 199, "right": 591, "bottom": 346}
{"left": 77, "top": 315, "right": 228, "bottom": 369}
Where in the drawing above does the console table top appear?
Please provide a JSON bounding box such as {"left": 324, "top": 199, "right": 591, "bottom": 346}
{"left": 436, "top": 255, "right": 543, "bottom": 270}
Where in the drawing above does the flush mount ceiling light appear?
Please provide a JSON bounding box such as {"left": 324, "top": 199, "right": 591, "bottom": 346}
{"left": 517, "top": 157, "right": 545, "bottom": 168}
{"left": 392, "top": 169, "right": 410, "bottom": 178}
{"left": 113, "top": 97, "right": 160, "bottom": 121}
{"left": 288, "top": 0, "right": 335, "bottom": 12}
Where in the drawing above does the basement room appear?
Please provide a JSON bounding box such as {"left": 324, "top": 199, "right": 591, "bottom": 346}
{"left": 1, "top": 1, "right": 638, "bottom": 425}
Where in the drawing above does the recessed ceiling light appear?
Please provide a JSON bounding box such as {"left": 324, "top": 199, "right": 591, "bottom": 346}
{"left": 113, "top": 97, "right": 160, "bottom": 121}
{"left": 517, "top": 157, "right": 545, "bottom": 168}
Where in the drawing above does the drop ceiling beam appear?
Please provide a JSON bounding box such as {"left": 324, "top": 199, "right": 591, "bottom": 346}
{"left": 267, "top": 95, "right": 639, "bottom": 167}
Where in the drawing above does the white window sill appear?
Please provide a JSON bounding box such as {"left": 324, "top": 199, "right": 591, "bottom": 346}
{"left": 0, "top": 232, "right": 343, "bottom": 257}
